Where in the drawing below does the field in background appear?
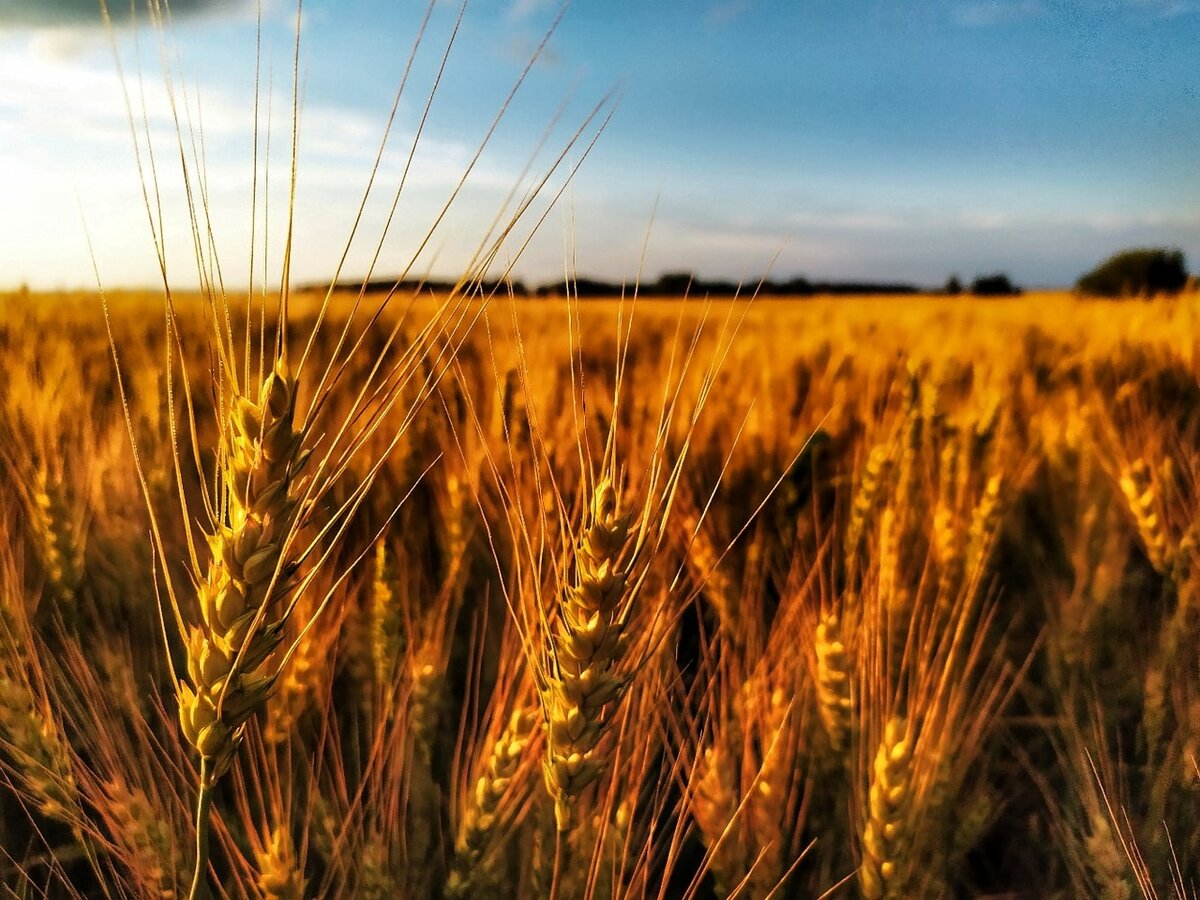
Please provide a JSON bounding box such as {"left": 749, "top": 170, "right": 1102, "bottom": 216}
{"left": 2, "top": 288, "right": 1199, "bottom": 898}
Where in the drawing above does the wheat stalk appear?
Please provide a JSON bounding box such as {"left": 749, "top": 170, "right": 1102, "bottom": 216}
{"left": 178, "top": 356, "right": 308, "bottom": 898}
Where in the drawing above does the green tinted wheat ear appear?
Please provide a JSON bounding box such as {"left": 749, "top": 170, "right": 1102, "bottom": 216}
{"left": 0, "top": 674, "right": 78, "bottom": 824}
{"left": 933, "top": 442, "right": 963, "bottom": 598}
{"left": 747, "top": 683, "right": 791, "bottom": 895}
{"left": 370, "top": 541, "right": 404, "bottom": 688}
{"left": 409, "top": 643, "right": 444, "bottom": 759}
{"left": 1085, "top": 815, "right": 1134, "bottom": 900}
{"left": 681, "top": 510, "right": 738, "bottom": 637}
{"left": 441, "top": 471, "right": 471, "bottom": 576}
{"left": 692, "top": 740, "right": 743, "bottom": 898}
{"left": 28, "top": 465, "right": 83, "bottom": 610}
{"left": 860, "top": 718, "right": 912, "bottom": 900}
{"left": 447, "top": 708, "right": 537, "bottom": 898}
{"left": 543, "top": 476, "right": 635, "bottom": 833}
{"left": 815, "top": 612, "right": 854, "bottom": 753}
{"left": 357, "top": 840, "right": 398, "bottom": 899}
{"left": 894, "top": 378, "right": 922, "bottom": 514}
{"left": 877, "top": 507, "right": 901, "bottom": 605}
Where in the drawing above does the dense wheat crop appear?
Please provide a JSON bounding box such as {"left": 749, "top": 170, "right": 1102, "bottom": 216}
{"left": 2, "top": 284, "right": 1200, "bottom": 898}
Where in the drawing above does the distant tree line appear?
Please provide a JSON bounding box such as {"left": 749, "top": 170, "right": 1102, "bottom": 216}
{"left": 319, "top": 272, "right": 925, "bottom": 299}
{"left": 536, "top": 272, "right": 926, "bottom": 298}
{"left": 307, "top": 247, "right": 1193, "bottom": 301}
{"left": 1075, "top": 248, "right": 1189, "bottom": 298}
{"left": 944, "top": 273, "right": 1022, "bottom": 297}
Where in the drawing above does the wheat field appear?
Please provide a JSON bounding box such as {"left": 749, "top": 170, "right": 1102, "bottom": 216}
{"left": 2, "top": 0, "right": 1198, "bottom": 896}
{"left": 1, "top": 283, "right": 1199, "bottom": 898}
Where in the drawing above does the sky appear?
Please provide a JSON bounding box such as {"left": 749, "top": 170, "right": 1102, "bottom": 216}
{"left": 0, "top": 0, "right": 1197, "bottom": 291}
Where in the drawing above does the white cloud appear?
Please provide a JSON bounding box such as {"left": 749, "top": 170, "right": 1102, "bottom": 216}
{"left": 0, "top": 33, "right": 540, "bottom": 290}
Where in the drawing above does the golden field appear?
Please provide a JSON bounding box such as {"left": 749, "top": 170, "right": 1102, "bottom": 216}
{"left": 1, "top": 286, "right": 1199, "bottom": 898}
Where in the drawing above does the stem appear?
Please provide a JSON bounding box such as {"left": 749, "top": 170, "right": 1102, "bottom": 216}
{"left": 549, "top": 827, "right": 567, "bottom": 900}
{"left": 187, "top": 759, "right": 214, "bottom": 900}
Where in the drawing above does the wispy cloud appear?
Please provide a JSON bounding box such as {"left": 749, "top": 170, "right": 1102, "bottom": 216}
{"left": 952, "top": 0, "right": 1198, "bottom": 23}
{"left": 506, "top": 0, "right": 557, "bottom": 24}
{"left": 704, "top": 0, "right": 754, "bottom": 29}
{"left": 500, "top": 32, "right": 565, "bottom": 69}
{"left": 1126, "top": 0, "right": 1197, "bottom": 17}
{"left": 952, "top": 0, "right": 1045, "bottom": 27}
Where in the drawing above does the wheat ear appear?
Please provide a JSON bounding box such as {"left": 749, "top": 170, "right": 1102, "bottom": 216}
{"left": 542, "top": 476, "right": 634, "bottom": 833}
{"left": 1118, "top": 460, "right": 1170, "bottom": 574}
{"left": 815, "top": 612, "right": 853, "bottom": 754}
{"left": 446, "top": 708, "right": 537, "bottom": 897}
{"left": 860, "top": 717, "right": 912, "bottom": 900}
{"left": 845, "top": 441, "right": 891, "bottom": 580}
{"left": 28, "top": 465, "right": 83, "bottom": 611}
{"left": 255, "top": 825, "right": 306, "bottom": 900}
{"left": 263, "top": 613, "right": 328, "bottom": 746}
{"left": 179, "top": 357, "right": 306, "bottom": 899}
{"left": 103, "top": 776, "right": 177, "bottom": 898}
{"left": 0, "top": 673, "right": 79, "bottom": 824}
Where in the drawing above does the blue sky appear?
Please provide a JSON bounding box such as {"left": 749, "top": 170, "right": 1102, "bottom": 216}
{"left": 0, "top": 0, "right": 1197, "bottom": 290}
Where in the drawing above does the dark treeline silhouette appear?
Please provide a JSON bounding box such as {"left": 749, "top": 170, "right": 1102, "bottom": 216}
{"left": 535, "top": 273, "right": 923, "bottom": 297}
{"left": 314, "top": 272, "right": 925, "bottom": 298}
{"left": 1076, "top": 248, "right": 1189, "bottom": 298}
{"left": 970, "top": 273, "right": 1022, "bottom": 296}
